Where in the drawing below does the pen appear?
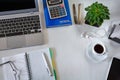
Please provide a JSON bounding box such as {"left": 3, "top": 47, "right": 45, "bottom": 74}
{"left": 42, "top": 52, "right": 53, "bottom": 76}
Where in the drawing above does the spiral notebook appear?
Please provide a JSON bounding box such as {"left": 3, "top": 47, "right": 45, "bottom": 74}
{"left": 1, "top": 48, "right": 56, "bottom": 80}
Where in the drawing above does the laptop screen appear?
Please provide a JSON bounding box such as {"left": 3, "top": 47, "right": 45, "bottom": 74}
{"left": 0, "top": 0, "right": 38, "bottom": 15}
{"left": 0, "top": 0, "right": 35, "bottom": 12}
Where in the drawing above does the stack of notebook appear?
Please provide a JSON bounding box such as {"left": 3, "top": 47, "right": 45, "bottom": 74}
{"left": 1, "top": 48, "right": 56, "bottom": 80}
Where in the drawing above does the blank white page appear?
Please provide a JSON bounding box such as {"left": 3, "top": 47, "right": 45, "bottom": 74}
{"left": 27, "top": 48, "right": 55, "bottom": 80}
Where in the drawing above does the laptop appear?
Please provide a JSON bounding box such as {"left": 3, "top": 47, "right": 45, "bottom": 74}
{"left": 0, "top": 0, "right": 44, "bottom": 50}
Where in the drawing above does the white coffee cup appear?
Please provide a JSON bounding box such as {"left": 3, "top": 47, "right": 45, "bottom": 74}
{"left": 92, "top": 42, "right": 106, "bottom": 55}
{"left": 87, "top": 39, "right": 108, "bottom": 62}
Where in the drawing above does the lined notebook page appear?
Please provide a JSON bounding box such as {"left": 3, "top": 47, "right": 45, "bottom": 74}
{"left": 27, "top": 48, "right": 55, "bottom": 80}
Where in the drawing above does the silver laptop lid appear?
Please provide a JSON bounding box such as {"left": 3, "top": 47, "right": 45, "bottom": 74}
{"left": 0, "top": 0, "right": 39, "bottom": 16}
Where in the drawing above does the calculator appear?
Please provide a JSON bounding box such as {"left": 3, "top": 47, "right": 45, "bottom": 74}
{"left": 46, "top": 0, "right": 67, "bottom": 19}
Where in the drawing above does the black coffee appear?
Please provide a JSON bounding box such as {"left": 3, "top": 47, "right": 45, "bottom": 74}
{"left": 94, "top": 44, "right": 104, "bottom": 54}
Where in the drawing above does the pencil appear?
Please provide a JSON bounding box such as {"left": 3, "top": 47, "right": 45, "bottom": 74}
{"left": 78, "top": 3, "right": 81, "bottom": 24}
{"left": 73, "top": 4, "right": 78, "bottom": 24}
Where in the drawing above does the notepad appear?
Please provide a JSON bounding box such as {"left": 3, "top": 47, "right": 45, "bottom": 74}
{"left": 110, "top": 24, "right": 120, "bottom": 38}
{"left": 109, "top": 24, "right": 120, "bottom": 43}
{"left": 27, "top": 48, "right": 55, "bottom": 80}
{"left": 1, "top": 48, "right": 56, "bottom": 80}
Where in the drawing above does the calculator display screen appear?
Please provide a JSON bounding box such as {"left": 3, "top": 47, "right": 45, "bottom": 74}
{"left": 47, "top": 0, "right": 62, "bottom": 6}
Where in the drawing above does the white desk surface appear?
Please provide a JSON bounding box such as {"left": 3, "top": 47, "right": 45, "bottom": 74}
{"left": 0, "top": 0, "right": 120, "bottom": 80}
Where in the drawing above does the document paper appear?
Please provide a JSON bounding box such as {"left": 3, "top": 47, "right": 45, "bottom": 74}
{"left": 110, "top": 24, "right": 120, "bottom": 38}
{"left": 2, "top": 53, "right": 29, "bottom": 80}
{"left": 1, "top": 48, "right": 55, "bottom": 80}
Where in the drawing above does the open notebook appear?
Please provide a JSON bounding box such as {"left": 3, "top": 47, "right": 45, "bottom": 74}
{"left": 1, "top": 48, "right": 56, "bottom": 80}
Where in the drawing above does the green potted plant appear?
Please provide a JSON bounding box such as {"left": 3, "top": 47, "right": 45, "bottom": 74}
{"left": 85, "top": 2, "right": 110, "bottom": 27}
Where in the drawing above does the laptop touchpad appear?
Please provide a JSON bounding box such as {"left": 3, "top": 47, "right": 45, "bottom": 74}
{"left": 7, "top": 36, "right": 26, "bottom": 49}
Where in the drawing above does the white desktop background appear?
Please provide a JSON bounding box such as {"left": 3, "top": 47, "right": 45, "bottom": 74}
{"left": 0, "top": 0, "right": 120, "bottom": 80}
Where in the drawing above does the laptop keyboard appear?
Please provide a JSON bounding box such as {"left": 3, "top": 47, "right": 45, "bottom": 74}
{"left": 0, "top": 15, "right": 41, "bottom": 37}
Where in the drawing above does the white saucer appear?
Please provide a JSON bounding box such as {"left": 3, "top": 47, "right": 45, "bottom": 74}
{"left": 86, "top": 44, "right": 108, "bottom": 63}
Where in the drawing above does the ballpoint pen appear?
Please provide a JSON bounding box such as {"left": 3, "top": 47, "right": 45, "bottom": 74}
{"left": 42, "top": 52, "right": 53, "bottom": 76}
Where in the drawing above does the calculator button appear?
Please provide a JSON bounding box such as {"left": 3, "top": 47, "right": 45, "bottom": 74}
{"left": 49, "top": 5, "right": 67, "bottom": 19}
{"left": 60, "top": 4, "right": 64, "bottom": 8}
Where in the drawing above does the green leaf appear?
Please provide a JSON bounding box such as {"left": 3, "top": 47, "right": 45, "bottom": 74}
{"left": 85, "top": 1, "right": 110, "bottom": 27}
